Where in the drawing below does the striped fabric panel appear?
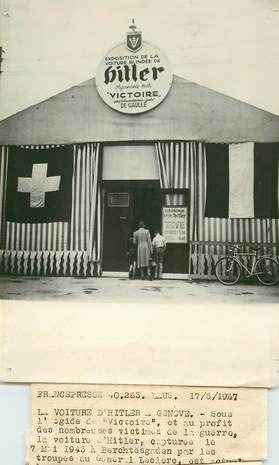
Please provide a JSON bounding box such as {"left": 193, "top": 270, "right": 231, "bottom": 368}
{"left": 188, "top": 141, "right": 207, "bottom": 242}
{"left": 71, "top": 143, "right": 101, "bottom": 261}
{"left": 4, "top": 144, "right": 70, "bottom": 251}
{"left": 5, "top": 222, "right": 69, "bottom": 251}
{"left": 88, "top": 143, "right": 101, "bottom": 262}
{"left": 156, "top": 141, "right": 191, "bottom": 189}
{"left": 197, "top": 142, "right": 206, "bottom": 242}
{"left": 0, "top": 146, "right": 8, "bottom": 248}
{"left": 203, "top": 204, "right": 279, "bottom": 244}
{"left": 187, "top": 143, "right": 196, "bottom": 242}
{"left": 189, "top": 142, "right": 197, "bottom": 242}
{"left": 90, "top": 179, "right": 102, "bottom": 262}
{"left": 71, "top": 144, "right": 88, "bottom": 251}
{"left": 156, "top": 141, "right": 192, "bottom": 206}
{"left": 156, "top": 141, "right": 205, "bottom": 242}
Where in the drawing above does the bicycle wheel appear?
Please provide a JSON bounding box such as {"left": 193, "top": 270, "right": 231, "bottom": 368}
{"left": 215, "top": 257, "right": 241, "bottom": 285}
{"left": 255, "top": 257, "right": 279, "bottom": 286}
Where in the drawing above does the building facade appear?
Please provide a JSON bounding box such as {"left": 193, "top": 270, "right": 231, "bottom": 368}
{"left": 0, "top": 73, "right": 279, "bottom": 278}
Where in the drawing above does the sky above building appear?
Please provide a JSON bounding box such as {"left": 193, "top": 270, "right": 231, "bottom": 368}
{"left": 0, "top": 0, "right": 279, "bottom": 120}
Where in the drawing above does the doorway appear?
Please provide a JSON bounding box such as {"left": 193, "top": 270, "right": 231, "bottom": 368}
{"left": 102, "top": 181, "right": 190, "bottom": 275}
{"left": 102, "top": 181, "right": 161, "bottom": 272}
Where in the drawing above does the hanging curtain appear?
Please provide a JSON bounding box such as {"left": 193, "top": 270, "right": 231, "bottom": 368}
{"left": 0, "top": 146, "right": 8, "bottom": 249}
{"left": 70, "top": 143, "right": 101, "bottom": 262}
{"left": 189, "top": 142, "right": 207, "bottom": 243}
{"left": 155, "top": 141, "right": 205, "bottom": 241}
{"left": 155, "top": 141, "right": 191, "bottom": 205}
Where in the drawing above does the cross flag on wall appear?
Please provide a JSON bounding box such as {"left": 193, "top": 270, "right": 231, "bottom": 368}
{"left": 6, "top": 146, "right": 73, "bottom": 223}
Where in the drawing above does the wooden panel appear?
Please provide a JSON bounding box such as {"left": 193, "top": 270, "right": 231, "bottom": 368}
{"left": 164, "top": 244, "right": 189, "bottom": 273}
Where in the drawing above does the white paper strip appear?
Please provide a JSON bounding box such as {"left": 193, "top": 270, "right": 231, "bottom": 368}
{"left": 0, "top": 301, "right": 278, "bottom": 386}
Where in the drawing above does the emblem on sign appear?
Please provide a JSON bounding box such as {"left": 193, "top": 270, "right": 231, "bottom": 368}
{"left": 126, "top": 18, "right": 142, "bottom": 53}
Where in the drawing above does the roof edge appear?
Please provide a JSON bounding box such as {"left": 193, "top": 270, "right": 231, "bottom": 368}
{"left": 1, "top": 74, "right": 279, "bottom": 124}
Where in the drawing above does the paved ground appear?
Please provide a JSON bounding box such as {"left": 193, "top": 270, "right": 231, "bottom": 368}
{"left": 0, "top": 275, "right": 278, "bottom": 303}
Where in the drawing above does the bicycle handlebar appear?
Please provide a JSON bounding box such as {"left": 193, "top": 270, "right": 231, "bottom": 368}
{"left": 229, "top": 244, "right": 242, "bottom": 253}
{"left": 228, "top": 244, "right": 262, "bottom": 254}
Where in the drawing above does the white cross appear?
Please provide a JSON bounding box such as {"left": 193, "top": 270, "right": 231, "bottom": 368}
{"left": 17, "top": 163, "right": 61, "bottom": 208}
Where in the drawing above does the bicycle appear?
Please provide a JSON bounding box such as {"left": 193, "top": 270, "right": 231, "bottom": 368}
{"left": 215, "top": 244, "right": 279, "bottom": 286}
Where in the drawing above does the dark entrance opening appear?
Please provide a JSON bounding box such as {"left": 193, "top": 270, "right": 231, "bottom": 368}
{"left": 102, "top": 181, "right": 161, "bottom": 272}
{"left": 102, "top": 181, "right": 189, "bottom": 274}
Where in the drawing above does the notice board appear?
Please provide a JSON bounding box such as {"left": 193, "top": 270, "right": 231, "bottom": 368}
{"left": 162, "top": 206, "right": 187, "bottom": 243}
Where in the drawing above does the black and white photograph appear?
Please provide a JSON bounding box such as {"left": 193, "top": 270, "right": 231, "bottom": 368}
{"left": 0, "top": 1, "right": 279, "bottom": 303}
{"left": 0, "top": 3, "right": 279, "bottom": 465}
{"left": 0, "top": 1, "right": 279, "bottom": 304}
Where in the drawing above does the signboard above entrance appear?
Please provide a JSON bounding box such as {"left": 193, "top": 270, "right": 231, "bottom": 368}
{"left": 96, "top": 20, "right": 173, "bottom": 114}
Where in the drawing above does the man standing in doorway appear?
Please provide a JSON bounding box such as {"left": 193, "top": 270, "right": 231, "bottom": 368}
{"left": 152, "top": 230, "right": 166, "bottom": 279}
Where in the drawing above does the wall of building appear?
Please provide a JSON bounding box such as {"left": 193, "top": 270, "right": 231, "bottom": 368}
{"left": 189, "top": 144, "right": 279, "bottom": 277}
{"left": 0, "top": 141, "right": 278, "bottom": 278}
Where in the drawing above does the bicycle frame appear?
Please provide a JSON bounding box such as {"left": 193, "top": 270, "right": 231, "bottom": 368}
{"left": 229, "top": 251, "right": 273, "bottom": 277}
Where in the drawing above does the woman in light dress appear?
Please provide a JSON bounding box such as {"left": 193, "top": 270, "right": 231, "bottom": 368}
{"left": 133, "top": 221, "right": 152, "bottom": 280}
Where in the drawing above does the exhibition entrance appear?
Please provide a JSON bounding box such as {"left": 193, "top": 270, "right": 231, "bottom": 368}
{"left": 102, "top": 181, "right": 160, "bottom": 271}
{"left": 101, "top": 143, "right": 190, "bottom": 276}
{"left": 102, "top": 182, "right": 189, "bottom": 275}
